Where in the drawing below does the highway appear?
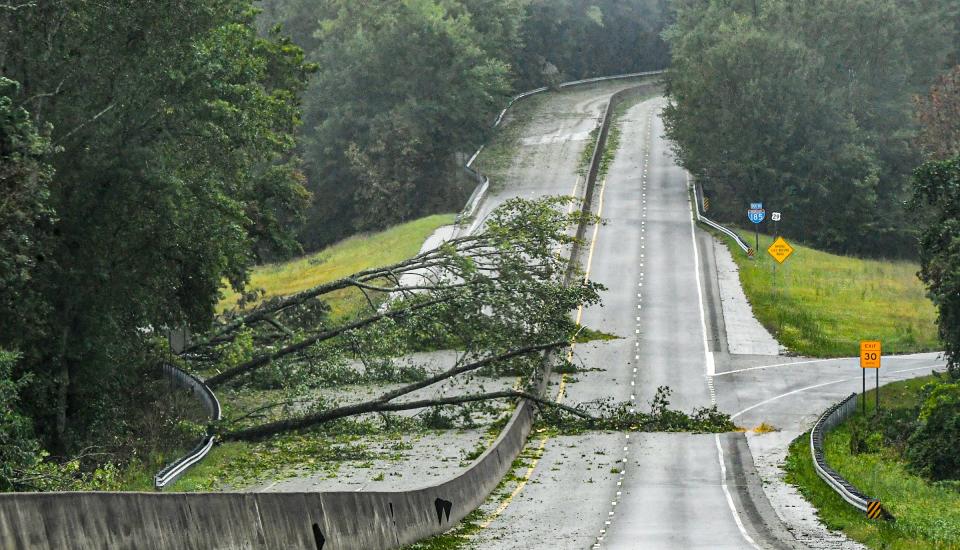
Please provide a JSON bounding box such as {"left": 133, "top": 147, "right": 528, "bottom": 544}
{"left": 239, "top": 81, "right": 944, "bottom": 546}
{"left": 473, "top": 94, "right": 945, "bottom": 548}
{"left": 475, "top": 96, "right": 787, "bottom": 549}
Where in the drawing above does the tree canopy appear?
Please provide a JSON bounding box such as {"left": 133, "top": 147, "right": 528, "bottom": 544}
{"left": 911, "top": 157, "right": 960, "bottom": 379}
{"left": 0, "top": 1, "right": 311, "bottom": 454}
{"left": 663, "top": 0, "right": 957, "bottom": 257}
{"left": 257, "top": 0, "right": 671, "bottom": 251}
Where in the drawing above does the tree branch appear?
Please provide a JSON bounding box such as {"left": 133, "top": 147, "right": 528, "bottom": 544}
{"left": 205, "top": 296, "right": 448, "bottom": 387}
{"left": 376, "top": 340, "right": 565, "bottom": 403}
{"left": 198, "top": 249, "right": 482, "bottom": 347}
{"left": 54, "top": 102, "right": 116, "bottom": 144}
{"left": 223, "top": 389, "right": 594, "bottom": 441}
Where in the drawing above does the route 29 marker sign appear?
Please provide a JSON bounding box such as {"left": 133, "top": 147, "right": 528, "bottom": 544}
{"left": 767, "top": 236, "right": 794, "bottom": 264}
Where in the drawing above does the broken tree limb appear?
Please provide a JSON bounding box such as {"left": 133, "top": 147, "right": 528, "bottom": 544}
{"left": 205, "top": 296, "right": 448, "bottom": 388}
{"left": 376, "top": 340, "right": 566, "bottom": 403}
{"left": 223, "top": 389, "right": 595, "bottom": 441}
{"left": 195, "top": 240, "right": 490, "bottom": 349}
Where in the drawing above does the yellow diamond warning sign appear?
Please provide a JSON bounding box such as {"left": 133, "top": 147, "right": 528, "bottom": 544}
{"left": 767, "top": 236, "right": 794, "bottom": 264}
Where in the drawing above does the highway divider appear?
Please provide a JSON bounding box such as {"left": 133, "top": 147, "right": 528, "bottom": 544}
{"left": 810, "top": 393, "right": 893, "bottom": 521}
{"left": 0, "top": 74, "right": 659, "bottom": 550}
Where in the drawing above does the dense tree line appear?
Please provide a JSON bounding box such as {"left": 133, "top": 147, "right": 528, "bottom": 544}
{"left": 257, "top": 0, "right": 671, "bottom": 250}
{"left": 0, "top": 0, "right": 667, "bottom": 487}
{"left": 913, "top": 64, "right": 960, "bottom": 379}
{"left": 664, "top": 0, "right": 957, "bottom": 257}
{"left": 0, "top": 1, "right": 311, "bottom": 465}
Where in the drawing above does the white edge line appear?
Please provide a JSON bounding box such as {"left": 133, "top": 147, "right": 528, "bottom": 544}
{"left": 713, "top": 352, "right": 944, "bottom": 377}
{"left": 687, "top": 173, "right": 716, "bottom": 384}
{"left": 715, "top": 434, "right": 762, "bottom": 550}
{"left": 730, "top": 364, "right": 942, "bottom": 419}
{"left": 713, "top": 357, "right": 844, "bottom": 377}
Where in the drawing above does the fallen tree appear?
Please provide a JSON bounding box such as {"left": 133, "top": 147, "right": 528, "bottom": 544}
{"left": 222, "top": 340, "right": 591, "bottom": 440}
{"left": 185, "top": 197, "right": 604, "bottom": 440}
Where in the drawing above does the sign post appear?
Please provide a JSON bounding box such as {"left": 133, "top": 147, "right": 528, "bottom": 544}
{"left": 860, "top": 341, "right": 881, "bottom": 414}
{"left": 747, "top": 202, "right": 765, "bottom": 255}
{"left": 766, "top": 236, "right": 794, "bottom": 294}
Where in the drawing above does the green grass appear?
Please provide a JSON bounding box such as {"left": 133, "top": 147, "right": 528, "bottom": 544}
{"left": 718, "top": 228, "right": 938, "bottom": 357}
{"left": 164, "top": 425, "right": 402, "bottom": 492}
{"left": 785, "top": 376, "right": 960, "bottom": 549}
{"left": 472, "top": 94, "right": 547, "bottom": 188}
{"left": 403, "top": 509, "right": 484, "bottom": 550}
{"left": 219, "top": 214, "right": 455, "bottom": 318}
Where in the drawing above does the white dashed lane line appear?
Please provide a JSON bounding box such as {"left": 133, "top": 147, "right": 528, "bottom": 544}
{"left": 594, "top": 106, "right": 653, "bottom": 549}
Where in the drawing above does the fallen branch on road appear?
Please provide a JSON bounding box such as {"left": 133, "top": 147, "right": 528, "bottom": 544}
{"left": 223, "top": 388, "right": 595, "bottom": 441}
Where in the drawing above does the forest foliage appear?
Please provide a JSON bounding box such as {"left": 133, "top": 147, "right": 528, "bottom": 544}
{"left": 664, "top": 0, "right": 958, "bottom": 257}
{"left": 0, "top": 0, "right": 668, "bottom": 488}
{"left": 0, "top": 0, "right": 312, "bottom": 481}
{"left": 256, "top": 0, "right": 672, "bottom": 250}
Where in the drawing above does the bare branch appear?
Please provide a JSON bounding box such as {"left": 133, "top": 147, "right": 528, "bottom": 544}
{"left": 54, "top": 102, "right": 116, "bottom": 144}
{"left": 0, "top": 2, "right": 37, "bottom": 11}
{"left": 223, "top": 389, "right": 594, "bottom": 441}
{"left": 263, "top": 315, "right": 295, "bottom": 338}
{"left": 376, "top": 340, "right": 565, "bottom": 403}
{"left": 205, "top": 297, "right": 448, "bottom": 387}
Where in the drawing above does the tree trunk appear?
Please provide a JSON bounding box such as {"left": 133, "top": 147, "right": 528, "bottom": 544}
{"left": 205, "top": 296, "right": 447, "bottom": 388}
{"left": 52, "top": 323, "right": 71, "bottom": 455}
{"left": 223, "top": 389, "right": 594, "bottom": 441}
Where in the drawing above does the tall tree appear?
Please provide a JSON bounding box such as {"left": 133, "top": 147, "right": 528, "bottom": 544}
{"left": 0, "top": 1, "right": 310, "bottom": 452}
{"left": 0, "top": 77, "right": 53, "bottom": 345}
{"left": 911, "top": 158, "right": 960, "bottom": 380}
{"left": 513, "top": 0, "right": 670, "bottom": 88}
{"left": 297, "top": 0, "right": 513, "bottom": 249}
{"left": 916, "top": 65, "right": 960, "bottom": 160}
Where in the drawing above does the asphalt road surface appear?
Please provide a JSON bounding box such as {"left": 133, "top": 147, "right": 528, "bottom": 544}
{"left": 473, "top": 96, "right": 945, "bottom": 549}
{"left": 476, "top": 97, "right": 784, "bottom": 549}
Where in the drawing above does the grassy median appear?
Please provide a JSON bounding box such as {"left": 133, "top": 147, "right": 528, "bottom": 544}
{"left": 784, "top": 375, "right": 960, "bottom": 549}
{"left": 718, "top": 229, "right": 938, "bottom": 357}
{"left": 219, "top": 214, "right": 456, "bottom": 318}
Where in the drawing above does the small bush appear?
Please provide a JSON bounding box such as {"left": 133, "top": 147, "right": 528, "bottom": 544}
{"left": 0, "top": 350, "right": 44, "bottom": 491}
{"left": 906, "top": 381, "right": 960, "bottom": 481}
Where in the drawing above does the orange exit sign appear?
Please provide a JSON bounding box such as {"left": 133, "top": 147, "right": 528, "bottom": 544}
{"left": 860, "top": 341, "right": 881, "bottom": 369}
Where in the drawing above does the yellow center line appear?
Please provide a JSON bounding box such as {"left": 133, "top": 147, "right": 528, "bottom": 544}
{"left": 479, "top": 175, "right": 609, "bottom": 529}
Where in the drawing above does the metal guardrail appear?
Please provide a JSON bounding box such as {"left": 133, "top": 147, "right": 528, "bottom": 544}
{"left": 457, "top": 69, "right": 666, "bottom": 224}
{"left": 810, "top": 393, "right": 890, "bottom": 519}
{"left": 691, "top": 180, "right": 751, "bottom": 254}
{"left": 154, "top": 363, "right": 222, "bottom": 490}
{"left": 557, "top": 69, "right": 667, "bottom": 90}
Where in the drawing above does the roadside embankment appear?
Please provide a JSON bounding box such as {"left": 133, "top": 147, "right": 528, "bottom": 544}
{"left": 716, "top": 229, "right": 938, "bottom": 358}
{"left": 785, "top": 375, "right": 960, "bottom": 549}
